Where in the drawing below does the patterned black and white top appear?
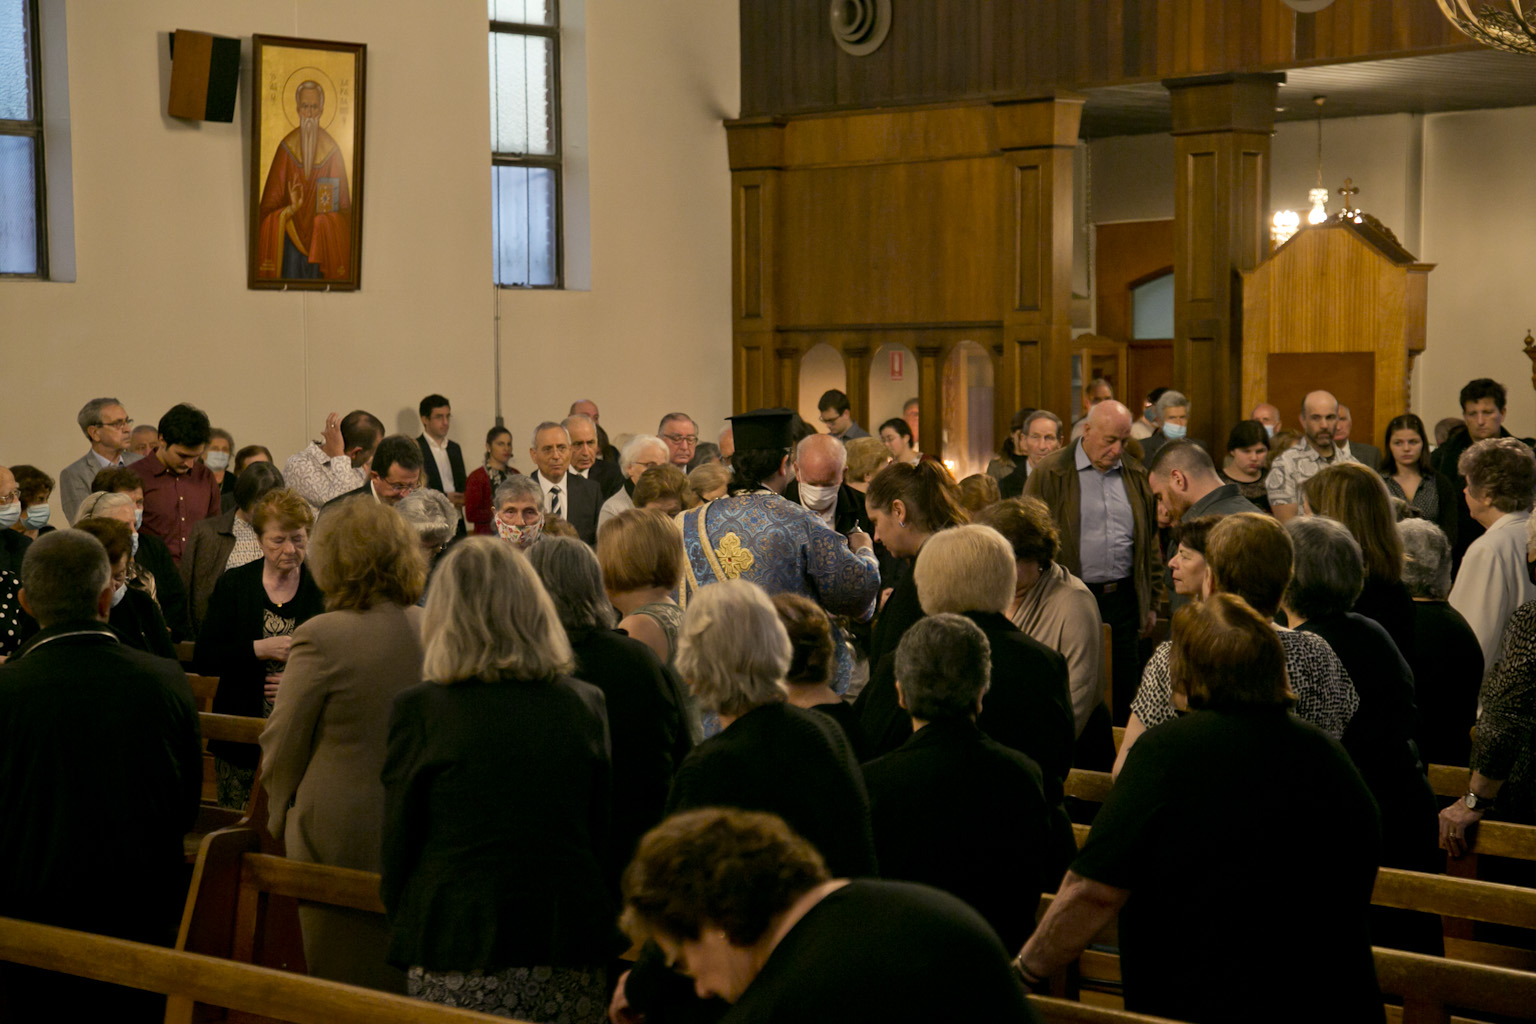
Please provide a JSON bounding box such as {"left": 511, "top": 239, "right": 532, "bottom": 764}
{"left": 1473, "top": 599, "right": 1536, "bottom": 824}
{"left": 1130, "top": 626, "right": 1360, "bottom": 739}
{"left": 1384, "top": 474, "right": 1440, "bottom": 526}
{"left": 0, "top": 570, "right": 24, "bottom": 659}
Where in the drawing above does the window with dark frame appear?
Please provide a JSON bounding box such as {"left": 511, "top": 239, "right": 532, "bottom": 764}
{"left": 490, "top": 0, "right": 561, "bottom": 288}
{"left": 0, "top": 0, "right": 47, "bottom": 278}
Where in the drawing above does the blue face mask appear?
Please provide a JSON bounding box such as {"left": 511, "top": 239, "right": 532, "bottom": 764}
{"left": 0, "top": 502, "right": 19, "bottom": 530}
{"left": 1163, "top": 423, "right": 1188, "bottom": 440}
{"left": 23, "top": 505, "right": 49, "bottom": 530}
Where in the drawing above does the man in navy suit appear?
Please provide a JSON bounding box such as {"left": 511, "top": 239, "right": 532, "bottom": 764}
{"left": 417, "top": 394, "right": 467, "bottom": 537}
{"left": 530, "top": 421, "right": 601, "bottom": 545}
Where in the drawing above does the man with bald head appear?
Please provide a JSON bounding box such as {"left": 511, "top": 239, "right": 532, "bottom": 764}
{"left": 785, "top": 433, "right": 874, "bottom": 538}
{"left": 1266, "top": 390, "right": 1357, "bottom": 522}
{"left": 1025, "top": 400, "right": 1162, "bottom": 724}
{"left": 1251, "top": 402, "right": 1282, "bottom": 438}
{"left": 563, "top": 413, "right": 624, "bottom": 500}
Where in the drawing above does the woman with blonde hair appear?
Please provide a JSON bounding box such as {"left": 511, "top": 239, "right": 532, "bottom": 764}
{"left": 259, "top": 498, "right": 428, "bottom": 992}
{"left": 598, "top": 508, "right": 686, "bottom": 667}
{"left": 381, "top": 538, "right": 612, "bottom": 1023}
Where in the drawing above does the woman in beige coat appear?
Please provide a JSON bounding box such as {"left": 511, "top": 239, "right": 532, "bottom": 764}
{"left": 259, "top": 497, "right": 428, "bottom": 993}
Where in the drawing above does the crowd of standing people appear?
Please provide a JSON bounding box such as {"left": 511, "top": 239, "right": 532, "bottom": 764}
{"left": 1, "top": 376, "right": 1535, "bottom": 1024}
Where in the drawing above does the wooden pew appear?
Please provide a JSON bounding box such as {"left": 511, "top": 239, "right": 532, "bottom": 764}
{"left": 177, "top": 640, "right": 197, "bottom": 669}
{"left": 1033, "top": 891, "right": 1536, "bottom": 1024}
{"left": 0, "top": 915, "right": 514, "bottom": 1024}
{"left": 186, "top": 713, "right": 266, "bottom": 857}
{"left": 187, "top": 673, "right": 219, "bottom": 712}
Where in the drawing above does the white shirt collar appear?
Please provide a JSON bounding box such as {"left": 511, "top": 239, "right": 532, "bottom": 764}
{"left": 424, "top": 433, "right": 451, "bottom": 452}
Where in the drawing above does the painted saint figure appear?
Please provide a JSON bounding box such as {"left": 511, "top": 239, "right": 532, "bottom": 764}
{"left": 256, "top": 80, "right": 351, "bottom": 280}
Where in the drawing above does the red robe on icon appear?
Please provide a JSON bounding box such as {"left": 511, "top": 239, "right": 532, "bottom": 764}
{"left": 255, "top": 129, "right": 352, "bottom": 280}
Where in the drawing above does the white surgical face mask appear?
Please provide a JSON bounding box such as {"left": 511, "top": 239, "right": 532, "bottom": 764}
{"left": 0, "top": 502, "right": 19, "bottom": 529}
{"left": 134, "top": 508, "right": 144, "bottom": 529}
{"left": 1162, "top": 423, "right": 1187, "bottom": 441}
{"left": 23, "top": 505, "right": 50, "bottom": 529}
{"left": 1264, "top": 424, "right": 1275, "bottom": 439}
{"left": 111, "top": 581, "right": 128, "bottom": 608}
{"left": 205, "top": 451, "right": 232, "bottom": 472}
{"left": 798, "top": 481, "right": 839, "bottom": 513}
{"left": 131, "top": 531, "right": 140, "bottom": 557}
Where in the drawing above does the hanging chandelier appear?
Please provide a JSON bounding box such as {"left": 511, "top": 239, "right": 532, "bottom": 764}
{"left": 1437, "top": 0, "right": 1536, "bottom": 54}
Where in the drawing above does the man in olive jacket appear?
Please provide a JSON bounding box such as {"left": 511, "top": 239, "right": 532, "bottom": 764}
{"left": 1024, "top": 400, "right": 1163, "bottom": 725}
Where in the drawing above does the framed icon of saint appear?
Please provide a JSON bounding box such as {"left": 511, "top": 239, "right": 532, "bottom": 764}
{"left": 248, "top": 35, "right": 366, "bottom": 290}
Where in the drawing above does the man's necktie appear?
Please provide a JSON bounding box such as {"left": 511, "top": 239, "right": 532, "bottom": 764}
{"left": 550, "top": 485, "right": 562, "bottom": 518}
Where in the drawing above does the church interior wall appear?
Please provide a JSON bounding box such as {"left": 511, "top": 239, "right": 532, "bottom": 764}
{"left": 0, "top": 0, "right": 739, "bottom": 513}
{"left": 1088, "top": 105, "right": 1536, "bottom": 440}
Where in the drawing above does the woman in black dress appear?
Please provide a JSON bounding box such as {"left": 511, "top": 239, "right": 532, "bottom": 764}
{"left": 1283, "top": 515, "right": 1441, "bottom": 953}
{"left": 382, "top": 537, "right": 612, "bottom": 1024}
{"left": 195, "top": 488, "right": 324, "bottom": 810}
{"left": 1303, "top": 462, "right": 1416, "bottom": 661}
{"left": 771, "top": 592, "right": 867, "bottom": 761}
{"left": 1217, "top": 419, "right": 1271, "bottom": 513}
{"left": 527, "top": 536, "right": 694, "bottom": 878}
{"left": 1380, "top": 412, "right": 1458, "bottom": 545}
{"left": 857, "top": 460, "right": 967, "bottom": 751}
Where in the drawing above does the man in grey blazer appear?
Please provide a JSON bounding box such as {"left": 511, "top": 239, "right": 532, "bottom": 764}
{"left": 59, "top": 397, "right": 141, "bottom": 523}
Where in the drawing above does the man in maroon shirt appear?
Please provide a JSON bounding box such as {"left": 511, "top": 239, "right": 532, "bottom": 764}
{"left": 129, "top": 404, "right": 220, "bottom": 564}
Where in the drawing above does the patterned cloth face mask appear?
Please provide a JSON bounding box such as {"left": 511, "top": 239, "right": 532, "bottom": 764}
{"left": 495, "top": 515, "right": 543, "bottom": 550}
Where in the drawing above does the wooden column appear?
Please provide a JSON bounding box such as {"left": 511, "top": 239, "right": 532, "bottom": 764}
{"left": 726, "top": 118, "right": 786, "bottom": 413}
{"left": 1165, "top": 73, "right": 1280, "bottom": 452}
{"left": 916, "top": 345, "right": 945, "bottom": 458}
{"left": 994, "top": 96, "right": 1083, "bottom": 432}
{"left": 843, "top": 344, "right": 871, "bottom": 431}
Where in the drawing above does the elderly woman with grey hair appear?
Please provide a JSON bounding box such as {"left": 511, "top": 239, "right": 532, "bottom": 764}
{"left": 1398, "top": 518, "right": 1483, "bottom": 766}
{"left": 1440, "top": 520, "right": 1536, "bottom": 857}
{"left": 526, "top": 537, "right": 693, "bottom": 878}
{"left": 1284, "top": 515, "right": 1440, "bottom": 951}
{"left": 1139, "top": 388, "right": 1190, "bottom": 463}
{"left": 612, "top": 579, "right": 875, "bottom": 1023}
{"left": 861, "top": 613, "right": 1058, "bottom": 950}
{"left": 491, "top": 473, "right": 545, "bottom": 551}
{"left": 1449, "top": 436, "right": 1536, "bottom": 680}
{"left": 394, "top": 488, "right": 457, "bottom": 570}
{"left": 663, "top": 580, "right": 875, "bottom": 875}
{"left": 598, "top": 434, "right": 671, "bottom": 530}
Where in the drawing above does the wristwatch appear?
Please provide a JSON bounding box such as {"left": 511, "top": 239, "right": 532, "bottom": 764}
{"left": 1463, "top": 791, "right": 1495, "bottom": 812}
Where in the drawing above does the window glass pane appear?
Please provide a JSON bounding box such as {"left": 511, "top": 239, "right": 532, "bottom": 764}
{"left": 0, "top": 0, "right": 33, "bottom": 120}
{"left": 489, "top": 31, "right": 554, "bottom": 156}
{"left": 489, "top": 0, "right": 553, "bottom": 26}
{"left": 0, "top": 134, "right": 38, "bottom": 274}
{"left": 1131, "top": 273, "right": 1175, "bottom": 340}
{"left": 493, "top": 165, "right": 556, "bottom": 287}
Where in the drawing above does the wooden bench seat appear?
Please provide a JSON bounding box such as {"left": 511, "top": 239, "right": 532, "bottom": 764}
{"left": 0, "top": 915, "right": 511, "bottom": 1024}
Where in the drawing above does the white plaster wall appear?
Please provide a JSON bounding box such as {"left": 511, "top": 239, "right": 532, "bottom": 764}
{"left": 0, "top": 0, "right": 739, "bottom": 509}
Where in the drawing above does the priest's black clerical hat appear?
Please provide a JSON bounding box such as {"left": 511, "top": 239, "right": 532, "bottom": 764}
{"left": 728, "top": 408, "right": 795, "bottom": 451}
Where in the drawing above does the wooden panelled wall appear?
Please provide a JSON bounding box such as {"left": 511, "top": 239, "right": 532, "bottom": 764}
{"left": 740, "top": 0, "right": 1474, "bottom": 116}
{"left": 728, "top": 100, "right": 1081, "bottom": 457}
